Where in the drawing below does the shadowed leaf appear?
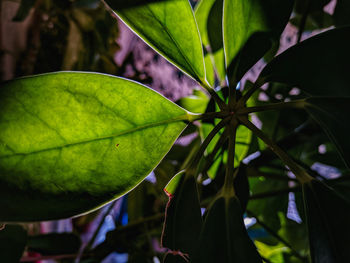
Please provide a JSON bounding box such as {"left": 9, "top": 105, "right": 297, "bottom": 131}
{"left": 162, "top": 172, "right": 203, "bottom": 259}
{"left": 303, "top": 179, "right": 350, "bottom": 263}
{"left": 304, "top": 97, "right": 350, "bottom": 168}
{"left": 193, "top": 193, "right": 262, "bottom": 263}
{"left": 0, "top": 225, "right": 27, "bottom": 263}
{"left": 258, "top": 27, "right": 350, "bottom": 96}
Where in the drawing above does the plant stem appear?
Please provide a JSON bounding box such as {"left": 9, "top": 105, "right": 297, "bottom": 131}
{"left": 201, "top": 80, "right": 228, "bottom": 111}
{"left": 202, "top": 128, "right": 228, "bottom": 173}
{"left": 238, "top": 117, "right": 312, "bottom": 184}
{"left": 223, "top": 120, "right": 238, "bottom": 194}
{"left": 239, "top": 100, "right": 306, "bottom": 114}
{"left": 239, "top": 78, "right": 265, "bottom": 105}
{"left": 187, "top": 117, "right": 230, "bottom": 176}
{"left": 188, "top": 111, "right": 227, "bottom": 122}
{"left": 297, "top": 0, "right": 312, "bottom": 43}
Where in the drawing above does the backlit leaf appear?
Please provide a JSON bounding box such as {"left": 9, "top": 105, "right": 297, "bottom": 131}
{"left": 110, "top": 0, "right": 206, "bottom": 83}
{"left": 0, "top": 72, "right": 190, "bottom": 221}
{"left": 223, "top": 0, "right": 293, "bottom": 85}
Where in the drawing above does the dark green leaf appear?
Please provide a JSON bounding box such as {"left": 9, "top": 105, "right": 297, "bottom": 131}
{"left": 28, "top": 233, "right": 81, "bottom": 255}
{"left": 162, "top": 172, "right": 203, "bottom": 258}
{"left": 223, "top": 0, "right": 293, "bottom": 85}
{"left": 164, "top": 253, "right": 188, "bottom": 263}
{"left": 304, "top": 97, "right": 350, "bottom": 168}
{"left": 259, "top": 27, "right": 350, "bottom": 96}
{"left": 12, "top": 0, "right": 35, "bottom": 22}
{"left": 334, "top": 0, "right": 350, "bottom": 26}
{"left": 0, "top": 225, "right": 27, "bottom": 263}
{"left": 303, "top": 179, "right": 350, "bottom": 262}
{"left": 193, "top": 194, "right": 262, "bottom": 263}
{"left": 0, "top": 72, "right": 190, "bottom": 221}
{"left": 110, "top": 0, "right": 206, "bottom": 82}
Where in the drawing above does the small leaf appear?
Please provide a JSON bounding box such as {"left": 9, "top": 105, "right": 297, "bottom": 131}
{"left": 0, "top": 72, "right": 189, "bottom": 221}
{"left": 109, "top": 0, "right": 206, "bottom": 82}
{"left": 304, "top": 97, "right": 350, "bottom": 168}
{"left": 258, "top": 27, "right": 350, "bottom": 96}
{"left": 177, "top": 89, "right": 209, "bottom": 114}
{"left": 162, "top": 172, "right": 203, "bottom": 259}
{"left": 193, "top": 194, "right": 262, "bottom": 263}
{"left": 27, "top": 233, "right": 81, "bottom": 255}
{"left": 223, "top": 0, "right": 293, "bottom": 85}
{"left": 0, "top": 225, "right": 27, "bottom": 263}
{"left": 303, "top": 179, "right": 350, "bottom": 262}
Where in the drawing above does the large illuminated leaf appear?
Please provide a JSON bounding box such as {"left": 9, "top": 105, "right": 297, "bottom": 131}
{"left": 258, "top": 27, "right": 350, "bottom": 96}
{"left": 0, "top": 72, "right": 190, "bottom": 221}
{"left": 108, "top": 0, "right": 206, "bottom": 83}
{"left": 223, "top": 0, "right": 293, "bottom": 85}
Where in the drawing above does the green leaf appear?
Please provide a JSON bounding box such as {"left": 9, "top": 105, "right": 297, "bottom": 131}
{"left": 177, "top": 89, "right": 209, "bottom": 114}
{"left": 0, "top": 225, "right": 27, "bottom": 263}
{"left": 109, "top": 0, "right": 206, "bottom": 83}
{"left": 223, "top": 0, "right": 293, "bottom": 85}
{"left": 258, "top": 27, "right": 350, "bottom": 96}
{"left": 28, "top": 233, "right": 81, "bottom": 255}
{"left": 0, "top": 72, "right": 190, "bottom": 221}
{"left": 304, "top": 97, "right": 350, "bottom": 168}
{"left": 162, "top": 172, "right": 203, "bottom": 259}
{"left": 303, "top": 179, "right": 350, "bottom": 262}
{"left": 193, "top": 194, "right": 262, "bottom": 263}
{"left": 195, "top": 0, "right": 226, "bottom": 82}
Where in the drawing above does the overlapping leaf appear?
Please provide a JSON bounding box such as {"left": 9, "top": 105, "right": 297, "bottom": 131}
{"left": 162, "top": 172, "right": 203, "bottom": 260}
{"left": 303, "top": 179, "right": 350, "bottom": 262}
{"left": 304, "top": 97, "right": 350, "bottom": 168}
{"left": 193, "top": 194, "right": 262, "bottom": 263}
{"left": 258, "top": 27, "right": 350, "bottom": 96}
{"left": 108, "top": 0, "right": 206, "bottom": 82}
{"left": 0, "top": 72, "right": 190, "bottom": 221}
{"left": 223, "top": 0, "right": 293, "bottom": 86}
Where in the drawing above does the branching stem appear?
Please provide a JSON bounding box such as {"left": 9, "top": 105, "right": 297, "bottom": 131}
{"left": 239, "top": 117, "right": 312, "bottom": 184}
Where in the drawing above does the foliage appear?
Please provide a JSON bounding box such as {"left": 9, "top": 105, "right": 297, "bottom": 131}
{"left": 1, "top": 0, "right": 350, "bottom": 262}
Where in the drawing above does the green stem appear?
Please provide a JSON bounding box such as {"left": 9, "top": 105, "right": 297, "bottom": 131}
{"left": 239, "top": 100, "right": 306, "bottom": 114}
{"left": 239, "top": 78, "right": 265, "bottom": 105}
{"left": 239, "top": 117, "right": 312, "bottom": 184}
{"left": 187, "top": 117, "right": 230, "bottom": 176}
{"left": 223, "top": 120, "right": 238, "bottom": 194}
{"left": 188, "top": 111, "right": 228, "bottom": 122}
{"left": 202, "top": 128, "right": 228, "bottom": 173}
{"left": 201, "top": 80, "right": 228, "bottom": 111}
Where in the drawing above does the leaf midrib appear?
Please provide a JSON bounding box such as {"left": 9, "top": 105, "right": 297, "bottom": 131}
{"left": 0, "top": 114, "right": 189, "bottom": 159}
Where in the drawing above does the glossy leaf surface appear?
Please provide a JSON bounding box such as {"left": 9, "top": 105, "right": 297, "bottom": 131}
{"left": 259, "top": 27, "right": 350, "bottom": 96}
{"left": 162, "top": 172, "right": 203, "bottom": 258}
{"left": 303, "top": 179, "right": 350, "bottom": 263}
{"left": 223, "top": 0, "right": 293, "bottom": 85}
{"left": 193, "top": 194, "right": 262, "bottom": 263}
{"left": 111, "top": 0, "right": 206, "bottom": 82}
{"left": 304, "top": 97, "right": 350, "bottom": 168}
{"left": 0, "top": 72, "right": 189, "bottom": 221}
